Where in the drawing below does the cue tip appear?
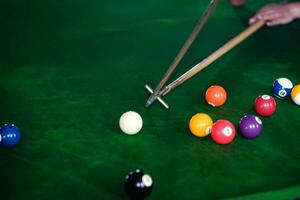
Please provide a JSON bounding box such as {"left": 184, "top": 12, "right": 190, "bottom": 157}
{"left": 145, "top": 99, "right": 153, "bottom": 108}
{"left": 144, "top": 84, "right": 169, "bottom": 109}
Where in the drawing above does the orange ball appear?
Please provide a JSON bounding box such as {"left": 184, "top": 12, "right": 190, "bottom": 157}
{"left": 189, "top": 113, "right": 213, "bottom": 137}
{"left": 205, "top": 85, "right": 227, "bottom": 107}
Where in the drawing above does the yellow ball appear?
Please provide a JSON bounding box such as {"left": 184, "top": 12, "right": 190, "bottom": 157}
{"left": 291, "top": 84, "right": 300, "bottom": 105}
{"left": 189, "top": 113, "right": 213, "bottom": 137}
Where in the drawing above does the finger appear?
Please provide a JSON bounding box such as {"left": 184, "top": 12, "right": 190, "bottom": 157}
{"left": 250, "top": 4, "right": 279, "bottom": 25}
{"left": 256, "top": 5, "right": 282, "bottom": 19}
{"left": 250, "top": 10, "right": 272, "bottom": 23}
{"left": 249, "top": 16, "right": 259, "bottom": 25}
{"left": 266, "top": 18, "right": 284, "bottom": 26}
{"left": 258, "top": 12, "right": 281, "bottom": 21}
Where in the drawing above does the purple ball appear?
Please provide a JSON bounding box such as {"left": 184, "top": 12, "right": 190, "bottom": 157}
{"left": 239, "top": 115, "right": 263, "bottom": 139}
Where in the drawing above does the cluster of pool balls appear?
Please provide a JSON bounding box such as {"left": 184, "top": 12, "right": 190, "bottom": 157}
{"left": 189, "top": 94, "right": 267, "bottom": 145}
{"left": 118, "top": 78, "right": 300, "bottom": 199}
{"left": 189, "top": 77, "right": 300, "bottom": 144}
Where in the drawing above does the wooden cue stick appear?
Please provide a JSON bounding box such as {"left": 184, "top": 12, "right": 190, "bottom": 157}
{"left": 145, "top": 0, "right": 220, "bottom": 107}
{"left": 158, "top": 20, "right": 265, "bottom": 97}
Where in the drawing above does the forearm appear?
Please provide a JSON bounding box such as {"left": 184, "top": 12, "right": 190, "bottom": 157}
{"left": 287, "top": 2, "right": 300, "bottom": 19}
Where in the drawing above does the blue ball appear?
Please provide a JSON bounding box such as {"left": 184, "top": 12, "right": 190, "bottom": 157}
{"left": 272, "top": 78, "right": 293, "bottom": 98}
{"left": 0, "top": 124, "right": 21, "bottom": 148}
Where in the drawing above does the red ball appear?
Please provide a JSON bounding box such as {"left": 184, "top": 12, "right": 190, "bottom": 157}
{"left": 211, "top": 120, "right": 236, "bottom": 145}
{"left": 254, "top": 95, "right": 276, "bottom": 117}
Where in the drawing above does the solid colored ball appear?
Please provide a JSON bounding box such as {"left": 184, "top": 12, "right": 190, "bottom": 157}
{"left": 272, "top": 78, "right": 293, "bottom": 98}
{"left": 119, "top": 111, "right": 143, "bottom": 135}
{"left": 211, "top": 120, "right": 236, "bottom": 145}
{"left": 189, "top": 113, "right": 213, "bottom": 137}
{"left": 239, "top": 115, "right": 263, "bottom": 139}
{"left": 205, "top": 85, "right": 227, "bottom": 107}
{"left": 124, "top": 169, "right": 153, "bottom": 199}
{"left": 0, "top": 124, "right": 21, "bottom": 148}
{"left": 254, "top": 95, "right": 276, "bottom": 117}
{"left": 291, "top": 84, "right": 300, "bottom": 105}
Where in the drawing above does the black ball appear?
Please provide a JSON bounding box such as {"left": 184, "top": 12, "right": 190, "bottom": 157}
{"left": 124, "top": 169, "right": 153, "bottom": 199}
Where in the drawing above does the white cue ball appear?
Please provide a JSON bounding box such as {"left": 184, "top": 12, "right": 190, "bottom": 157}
{"left": 119, "top": 111, "right": 143, "bottom": 135}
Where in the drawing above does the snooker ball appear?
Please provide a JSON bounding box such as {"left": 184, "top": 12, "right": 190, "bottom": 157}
{"left": 189, "top": 113, "right": 213, "bottom": 137}
{"left": 119, "top": 111, "right": 143, "bottom": 135}
{"left": 239, "top": 115, "right": 263, "bottom": 139}
{"left": 205, "top": 85, "right": 227, "bottom": 107}
{"left": 254, "top": 95, "right": 276, "bottom": 117}
{"left": 124, "top": 169, "right": 153, "bottom": 199}
{"left": 291, "top": 84, "right": 300, "bottom": 105}
{"left": 211, "top": 120, "right": 236, "bottom": 145}
{"left": 0, "top": 124, "right": 21, "bottom": 148}
{"left": 272, "top": 78, "right": 293, "bottom": 98}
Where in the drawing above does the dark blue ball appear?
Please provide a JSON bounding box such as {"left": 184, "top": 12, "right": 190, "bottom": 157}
{"left": 0, "top": 124, "right": 21, "bottom": 148}
{"left": 272, "top": 78, "right": 293, "bottom": 99}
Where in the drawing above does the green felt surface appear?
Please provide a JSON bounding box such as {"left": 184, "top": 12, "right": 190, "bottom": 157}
{"left": 0, "top": 0, "right": 300, "bottom": 199}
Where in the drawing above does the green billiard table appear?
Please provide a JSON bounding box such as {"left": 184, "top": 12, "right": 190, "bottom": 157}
{"left": 1, "top": 0, "right": 300, "bottom": 199}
